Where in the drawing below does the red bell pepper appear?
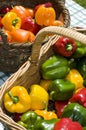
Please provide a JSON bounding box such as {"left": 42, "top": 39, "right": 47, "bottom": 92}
{"left": 21, "top": 17, "right": 41, "bottom": 35}
{"left": 0, "top": 16, "right": 3, "bottom": 28}
{"left": 54, "top": 118, "right": 83, "bottom": 130}
{"left": 69, "top": 88, "right": 86, "bottom": 107}
{"left": 34, "top": 2, "right": 53, "bottom": 14}
{"left": 55, "top": 100, "right": 68, "bottom": 118}
{"left": 53, "top": 36, "right": 77, "bottom": 57}
{"left": 0, "top": 6, "right": 12, "bottom": 17}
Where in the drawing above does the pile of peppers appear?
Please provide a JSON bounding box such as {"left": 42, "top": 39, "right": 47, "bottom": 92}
{"left": 3, "top": 36, "right": 86, "bottom": 130}
{"left": 0, "top": 2, "right": 63, "bottom": 44}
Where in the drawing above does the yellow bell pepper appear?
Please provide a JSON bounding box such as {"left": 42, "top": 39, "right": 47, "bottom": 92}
{"left": 35, "top": 109, "right": 57, "bottom": 120}
{"left": 4, "top": 86, "right": 31, "bottom": 113}
{"left": 30, "top": 84, "right": 49, "bottom": 110}
{"left": 1, "top": 12, "right": 21, "bottom": 31}
{"left": 40, "top": 79, "right": 52, "bottom": 91}
{"left": 66, "top": 69, "right": 84, "bottom": 91}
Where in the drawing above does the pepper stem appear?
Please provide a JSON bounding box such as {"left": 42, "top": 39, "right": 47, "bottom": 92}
{"left": 66, "top": 43, "right": 73, "bottom": 51}
{"left": 8, "top": 91, "right": 19, "bottom": 104}
{"left": 12, "top": 18, "right": 18, "bottom": 26}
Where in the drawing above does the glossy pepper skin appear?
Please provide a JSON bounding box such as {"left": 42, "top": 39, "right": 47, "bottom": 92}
{"left": 53, "top": 36, "right": 77, "bottom": 57}
{"left": 35, "top": 118, "right": 58, "bottom": 130}
{"left": 4, "top": 86, "right": 31, "bottom": 113}
{"left": 54, "top": 118, "right": 83, "bottom": 130}
{"left": 72, "top": 41, "right": 86, "bottom": 58}
{"left": 62, "top": 103, "right": 86, "bottom": 126}
{"left": 29, "top": 84, "right": 49, "bottom": 110}
{"left": 21, "top": 17, "right": 41, "bottom": 35}
{"left": 18, "top": 111, "right": 43, "bottom": 129}
{"left": 66, "top": 69, "right": 84, "bottom": 91}
{"left": 35, "top": 109, "right": 57, "bottom": 120}
{"left": 69, "top": 88, "right": 86, "bottom": 107}
{"left": 76, "top": 56, "right": 86, "bottom": 86}
{"left": 55, "top": 100, "right": 68, "bottom": 118}
{"left": 49, "top": 79, "right": 75, "bottom": 101}
{"left": 1, "top": 12, "right": 21, "bottom": 31}
{"left": 41, "top": 55, "right": 70, "bottom": 80}
{"left": 35, "top": 6, "right": 56, "bottom": 26}
{"left": 11, "top": 6, "right": 31, "bottom": 25}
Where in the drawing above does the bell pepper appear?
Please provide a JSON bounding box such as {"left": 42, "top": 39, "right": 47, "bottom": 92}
{"left": 35, "top": 6, "right": 56, "bottom": 26}
{"left": 55, "top": 100, "right": 68, "bottom": 118}
{"left": 68, "top": 58, "right": 77, "bottom": 69}
{"left": 34, "top": 2, "right": 53, "bottom": 15}
{"left": 66, "top": 69, "right": 84, "bottom": 91}
{"left": 53, "top": 36, "right": 77, "bottom": 57}
{"left": 4, "top": 86, "right": 31, "bottom": 113}
{"left": 69, "top": 88, "right": 86, "bottom": 107}
{"left": 62, "top": 103, "right": 86, "bottom": 126}
{"left": 76, "top": 56, "right": 86, "bottom": 86}
{"left": 0, "top": 6, "right": 12, "bottom": 17}
{"left": 11, "top": 6, "right": 31, "bottom": 25}
{"left": 83, "top": 127, "right": 86, "bottom": 130}
{"left": 35, "top": 118, "right": 58, "bottom": 130}
{"left": 35, "top": 109, "right": 57, "bottom": 120}
{"left": 40, "top": 79, "right": 52, "bottom": 91}
{"left": 41, "top": 55, "right": 70, "bottom": 80}
{"left": 54, "top": 118, "right": 83, "bottom": 130}
{"left": 0, "top": 16, "right": 3, "bottom": 28}
{"left": 49, "top": 79, "right": 75, "bottom": 101}
{"left": 21, "top": 17, "right": 41, "bottom": 35}
{"left": 29, "top": 84, "right": 49, "bottom": 110}
{"left": 11, "top": 28, "right": 35, "bottom": 43}
{"left": 1, "top": 12, "right": 21, "bottom": 31}
{"left": 72, "top": 41, "right": 86, "bottom": 58}
{"left": 18, "top": 111, "right": 43, "bottom": 129}
{"left": 51, "top": 20, "right": 64, "bottom": 26}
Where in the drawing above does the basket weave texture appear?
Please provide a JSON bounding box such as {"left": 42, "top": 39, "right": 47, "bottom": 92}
{"left": 0, "top": 0, "right": 70, "bottom": 73}
{"left": 0, "top": 26, "right": 86, "bottom": 130}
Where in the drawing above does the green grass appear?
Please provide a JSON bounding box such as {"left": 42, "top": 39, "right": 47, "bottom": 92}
{"left": 73, "top": 0, "right": 86, "bottom": 8}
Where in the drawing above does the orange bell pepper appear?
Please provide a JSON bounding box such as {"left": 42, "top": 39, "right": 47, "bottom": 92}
{"left": 11, "top": 28, "right": 35, "bottom": 43}
{"left": 11, "top": 6, "right": 31, "bottom": 25}
{"left": 51, "top": 20, "right": 64, "bottom": 26}
{"left": 35, "top": 6, "right": 56, "bottom": 26}
{"left": 3, "top": 30, "right": 12, "bottom": 42}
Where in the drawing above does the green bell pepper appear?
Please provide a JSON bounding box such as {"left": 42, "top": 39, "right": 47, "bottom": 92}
{"left": 68, "top": 58, "right": 77, "bottom": 69}
{"left": 41, "top": 55, "right": 70, "bottom": 80}
{"left": 72, "top": 41, "right": 86, "bottom": 58}
{"left": 49, "top": 79, "right": 75, "bottom": 101}
{"left": 35, "top": 118, "right": 58, "bottom": 130}
{"left": 83, "top": 127, "right": 86, "bottom": 130}
{"left": 18, "top": 111, "right": 44, "bottom": 129}
{"left": 76, "top": 56, "right": 86, "bottom": 86}
{"left": 62, "top": 103, "right": 86, "bottom": 127}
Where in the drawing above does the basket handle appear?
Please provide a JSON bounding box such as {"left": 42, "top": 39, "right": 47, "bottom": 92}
{"left": 30, "top": 26, "right": 86, "bottom": 65}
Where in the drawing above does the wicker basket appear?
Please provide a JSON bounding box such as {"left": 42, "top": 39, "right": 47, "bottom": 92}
{"left": 0, "top": 0, "right": 70, "bottom": 73}
{"left": 73, "top": 27, "right": 86, "bottom": 35}
{"left": 0, "top": 26, "right": 86, "bottom": 130}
